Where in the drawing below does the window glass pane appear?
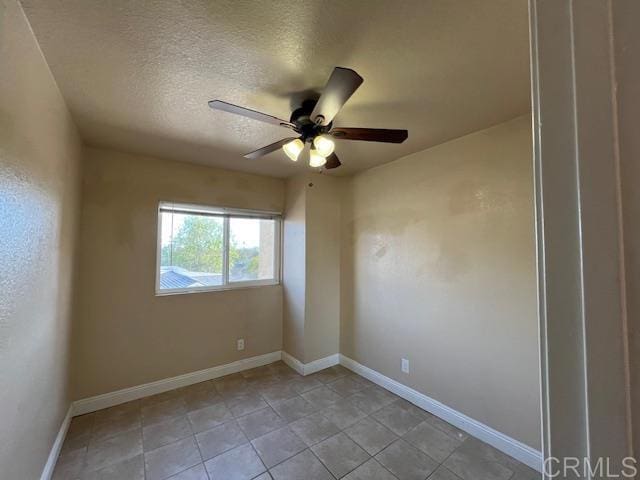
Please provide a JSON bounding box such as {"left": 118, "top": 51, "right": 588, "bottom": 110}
{"left": 159, "top": 212, "right": 224, "bottom": 290}
{"left": 229, "top": 217, "right": 275, "bottom": 282}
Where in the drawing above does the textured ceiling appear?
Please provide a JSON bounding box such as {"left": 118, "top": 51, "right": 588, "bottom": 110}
{"left": 21, "top": 0, "right": 530, "bottom": 177}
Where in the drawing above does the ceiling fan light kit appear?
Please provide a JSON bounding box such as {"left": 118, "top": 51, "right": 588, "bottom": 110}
{"left": 283, "top": 138, "right": 304, "bottom": 161}
{"left": 313, "top": 134, "right": 335, "bottom": 157}
{"left": 309, "top": 146, "right": 328, "bottom": 168}
{"left": 208, "top": 67, "right": 408, "bottom": 170}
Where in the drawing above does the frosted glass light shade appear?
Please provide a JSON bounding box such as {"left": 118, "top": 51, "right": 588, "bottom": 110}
{"left": 282, "top": 138, "right": 304, "bottom": 161}
{"left": 313, "top": 135, "right": 335, "bottom": 157}
{"left": 309, "top": 148, "right": 327, "bottom": 167}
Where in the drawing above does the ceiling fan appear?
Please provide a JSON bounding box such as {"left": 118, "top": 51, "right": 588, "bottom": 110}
{"left": 208, "top": 67, "right": 408, "bottom": 170}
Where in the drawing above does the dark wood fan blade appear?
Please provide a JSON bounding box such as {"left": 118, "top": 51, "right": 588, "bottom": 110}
{"left": 330, "top": 127, "right": 408, "bottom": 143}
{"left": 244, "top": 137, "right": 298, "bottom": 159}
{"left": 324, "top": 153, "right": 342, "bottom": 169}
{"left": 208, "top": 100, "right": 294, "bottom": 129}
{"left": 310, "top": 67, "right": 363, "bottom": 126}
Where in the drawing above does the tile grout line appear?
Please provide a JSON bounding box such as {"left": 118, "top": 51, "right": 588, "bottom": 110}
{"left": 370, "top": 456, "right": 401, "bottom": 480}
{"left": 306, "top": 445, "right": 340, "bottom": 480}
{"left": 191, "top": 427, "right": 208, "bottom": 480}
{"left": 247, "top": 439, "right": 269, "bottom": 478}
{"left": 428, "top": 443, "right": 460, "bottom": 480}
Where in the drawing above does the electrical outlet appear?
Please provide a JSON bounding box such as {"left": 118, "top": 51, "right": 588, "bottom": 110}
{"left": 237, "top": 338, "right": 245, "bottom": 351}
{"left": 401, "top": 358, "right": 409, "bottom": 373}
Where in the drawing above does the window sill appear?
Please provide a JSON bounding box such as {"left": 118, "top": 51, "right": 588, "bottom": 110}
{"left": 155, "top": 281, "right": 280, "bottom": 297}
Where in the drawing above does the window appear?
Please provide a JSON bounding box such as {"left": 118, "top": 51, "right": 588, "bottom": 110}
{"left": 157, "top": 202, "right": 281, "bottom": 294}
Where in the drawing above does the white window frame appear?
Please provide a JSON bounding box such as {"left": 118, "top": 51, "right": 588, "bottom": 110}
{"left": 156, "top": 201, "right": 282, "bottom": 295}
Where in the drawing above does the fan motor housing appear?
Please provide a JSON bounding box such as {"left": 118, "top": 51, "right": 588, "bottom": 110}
{"left": 290, "top": 99, "right": 332, "bottom": 142}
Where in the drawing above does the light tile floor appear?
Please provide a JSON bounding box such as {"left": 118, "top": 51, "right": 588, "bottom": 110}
{"left": 52, "top": 361, "right": 539, "bottom": 480}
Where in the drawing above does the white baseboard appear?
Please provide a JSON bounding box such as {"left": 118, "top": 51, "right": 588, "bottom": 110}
{"left": 281, "top": 351, "right": 340, "bottom": 376}
{"left": 304, "top": 354, "right": 340, "bottom": 375}
{"left": 72, "top": 351, "right": 282, "bottom": 416}
{"left": 41, "top": 405, "right": 73, "bottom": 480}
{"left": 339, "top": 355, "right": 543, "bottom": 472}
{"left": 281, "top": 351, "right": 305, "bottom": 375}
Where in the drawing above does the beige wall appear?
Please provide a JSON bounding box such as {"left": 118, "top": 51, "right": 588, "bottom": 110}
{"left": 73, "top": 148, "right": 284, "bottom": 398}
{"left": 341, "top": 116, "right": 541, "bottom": 449}
{"left": 0, "top": 0, "right": 82, "bottom": 478}
{"left": 283, "top": 176, "right": 307, "bottom": 361}
{"left": 282, "top": 174, "right": 343, "bottom": 364}
{"left": 613, "top": 0, "right": 640, "bottom": 454}
{"left": 305, "top": 174, "right": 343, "bottom": 363}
